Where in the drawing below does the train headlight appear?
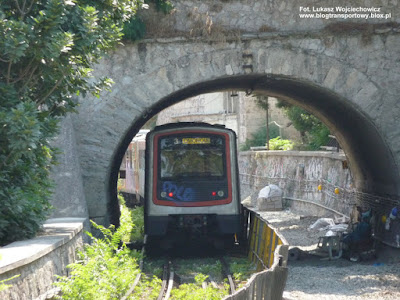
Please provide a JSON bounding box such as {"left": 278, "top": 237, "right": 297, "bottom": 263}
{"left": 211, "top": 191, "right": 217, "bottom": 196}
{"left": 217, "top": 190, "right": 224, "bottom": 197}
{"left": 161, "top": 191, "right": 167, "bottom": 198}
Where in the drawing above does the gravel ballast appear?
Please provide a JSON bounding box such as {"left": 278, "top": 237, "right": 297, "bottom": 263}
{"left": 258, "top": 210, "right": 400, "bottom": 300}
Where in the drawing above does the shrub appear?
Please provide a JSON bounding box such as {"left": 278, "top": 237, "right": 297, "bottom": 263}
{"left": 55, "top": 211, "right": 160, "bottom": 299}
{"left": 55, "top": 221, "right": 142, "bottom": 299}
{"left": 0, "top": 101, "right": 56, "bottom": 245}
{"left": 122, "top": 1, "right": 174, "bottom": 42}
{"left": 122, "top": 15, "right": 146, "bottom": 41}
{"left": 0, "top": 0, "right": 142, "bottom": 245}
{"left": 119, "top": 202, "right": 144, "bottom": 244}
{"left": 240, "top": 125, "right": 279, "bottom": 151}
{"left": 276, "top": 101, "right": 330, "bottom": 150}
{"left": 268, "top": 136, "right": 294, "bottom": 151}
{"left": 149, "top": 0, "right": 173, "bottom": 14}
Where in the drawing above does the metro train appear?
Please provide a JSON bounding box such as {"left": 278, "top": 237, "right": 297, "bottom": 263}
{"left": 123, "top": 122, "right": 245, "bottom": 248}
{"left": 118, "top": 129, "right": 148, "bottom": 205}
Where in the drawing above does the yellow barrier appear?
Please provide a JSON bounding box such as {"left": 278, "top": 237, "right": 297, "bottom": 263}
{"left": 248, "top": 211, "right": 286, "bottom": 271}
{"left": 223, "top": 209, "right": 288, "bottom": 299}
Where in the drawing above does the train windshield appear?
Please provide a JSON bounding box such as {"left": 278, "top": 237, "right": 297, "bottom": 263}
{"left": 159, "top": 134, "right": 225, "bottom": 179}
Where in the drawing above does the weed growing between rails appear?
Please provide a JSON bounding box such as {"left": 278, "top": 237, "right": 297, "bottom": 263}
{"left": 171, "top": 274, "right": 229, "bottom": 300}
{"left": 228, "top": 257, "right": 257, "bottom": 289}
{"left": 174, "top": 258, "right": 224, "bottom": 282}
{"left": 164, "top": 257, "right": 257, "bottom": 299}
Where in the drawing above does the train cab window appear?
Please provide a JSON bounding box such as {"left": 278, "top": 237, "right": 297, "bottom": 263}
{"left": 158, "top": 134, "right": 226, "bottom": 180}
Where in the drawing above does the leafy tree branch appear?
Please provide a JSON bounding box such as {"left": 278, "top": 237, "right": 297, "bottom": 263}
{"left": 0, "top": 0, "right": 154, "bottom": 245}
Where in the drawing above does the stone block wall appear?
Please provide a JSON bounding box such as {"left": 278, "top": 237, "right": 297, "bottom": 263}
{"left": 49, "top": 116, "right": 90, "bottom": 234}
{"left": 68, "top": 10, "right": 400, "bottom": 228}
{"left": 239, "top": 151, "right": 354, "bottom": 216}
{"left": 141, "top": 0, "right": 400, "bottom": 37}
{"left": 0, "top": 218, "right": 85, "bottom": 300}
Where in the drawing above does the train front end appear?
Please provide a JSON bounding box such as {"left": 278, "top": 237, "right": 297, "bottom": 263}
{"left": 144, "top": 123, "right": 242, "bottom": 247}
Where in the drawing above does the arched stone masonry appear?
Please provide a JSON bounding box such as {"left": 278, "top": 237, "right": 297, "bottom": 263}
{"left": 57, "top": 31, "right": 400, "bottom": 227}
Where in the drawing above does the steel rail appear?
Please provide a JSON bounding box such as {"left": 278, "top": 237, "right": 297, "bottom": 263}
{"left": 157, "top": 259, "right": 176, "bottom": 300}
{"left": 157, "top": 261, "right": 170, "bottom": 300}
{"left": 164, "top": 261, "right": 174, "bottom": 300}
{"left": 220, "top": 257, "right": 236, "bottom": 295}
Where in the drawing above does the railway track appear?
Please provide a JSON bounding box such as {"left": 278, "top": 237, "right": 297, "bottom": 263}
{"left": 157, "top": 260, "right": 176, "bottom": 300}
{"left": 155, "top": 256, "right": 237, "bottom": 300}
{"left": 220, "top": 257, "right": 236, "bottom": 295}
{"left": 120, "top": 238, "right": 249, "bottom": 299}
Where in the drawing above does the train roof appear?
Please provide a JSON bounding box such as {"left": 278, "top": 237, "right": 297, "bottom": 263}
{"left": 132, "top": 129, "right": 150, "bottom": 142}
{"left": 151, "top": 122, "right": 229, "bottom": 132}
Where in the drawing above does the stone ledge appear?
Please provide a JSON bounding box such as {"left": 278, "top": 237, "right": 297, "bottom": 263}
{"left": 0, "top": 218, "right": 86, "bottom": 275}
{"left": 240, "top": 150, "right": 346, "bottom": 160}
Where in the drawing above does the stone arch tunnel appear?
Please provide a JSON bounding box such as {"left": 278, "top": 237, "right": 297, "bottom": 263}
{"left": 106, "top": 74, "right": 399, "bottom": 224}
{"left": 49, "top": 1, "right": 400, "bottom": 234}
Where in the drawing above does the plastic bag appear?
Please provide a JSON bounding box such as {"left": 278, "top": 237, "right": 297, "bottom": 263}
{"left": 308, "top": 218, "right": 335, "bottom": 231}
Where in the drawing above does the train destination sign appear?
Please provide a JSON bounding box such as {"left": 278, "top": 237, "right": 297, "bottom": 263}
{"left": 182, "top": 137, "right": 211, "bottom": 144}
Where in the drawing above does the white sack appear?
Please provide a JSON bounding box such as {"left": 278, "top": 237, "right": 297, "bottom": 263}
{"left": 258, "top": 184, "right": 283, "bottom": 199}
{"left": 308, "top": 218, "right": 335, "bottom": 231}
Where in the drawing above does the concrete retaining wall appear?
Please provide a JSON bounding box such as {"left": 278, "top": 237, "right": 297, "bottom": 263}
{"left": 239, "top": 150, "right": 354, "bottom": 216}
{"left": 0, "top": 218, "right": 85, "bottom": 300}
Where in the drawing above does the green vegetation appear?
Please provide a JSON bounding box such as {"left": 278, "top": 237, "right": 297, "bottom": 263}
{"left": 240, "top": 125, "right": 280, "bottom": 151}
{"left": 143, "top": 258, "right": 165, "bottom": 278}
{"left": 54, "top": 197, "right": 160, "bottom": 299}
{"left": 175, "top": 258, "right": 223, "bottom": 282}
{"left": 55, "top": 221, "right": 142, "bottom": 299}
{"left": 129, "top": 275, "right": 162, "bottom": 299}
{"left": 0, "top": 274, "right": 20, "bottom": 292}
{"left": 54, "top": 219, "right": 162, "bottom": 300}
{"left": 0, "top": 0, "right": 144, "bottom": 245}
{"left": 268, "top": 136, "right": 294, "bottom": 151}
{"left": 0, "top": 99, "right": 56, "bottom": 245}
{"left": 146, "top": 0, "right": 173, "bottom": 14}
{"left": 119, "top": 194, "right": 144, "bottom": 243}
{"left": 172, "top": 256, "right": 257, "bottom": 299}
{"left": 54, "top": 200, "right": 258, "bottom": 299}
{"left": 276, "top": 101, "right": 330, "bottom": 150}
{"left": 0, "top": 254, "right": 20, "bottom": 291}
{"left": 0, "top": 0, "right": 171, "bottom": 245}
{"left": 122, "top": 0, "right": 173, "bottom": 41}
{"left": 170, "top": 274, "right": 228, "bottom": 300}
{"left": 241, "top": 98, "right": 331, "bottom": 152}
{"left": 122, "top": 14, "right": 147, "bottom": 41}
{"left": 229, "top": 257, "right": 256, "bottom": 288}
